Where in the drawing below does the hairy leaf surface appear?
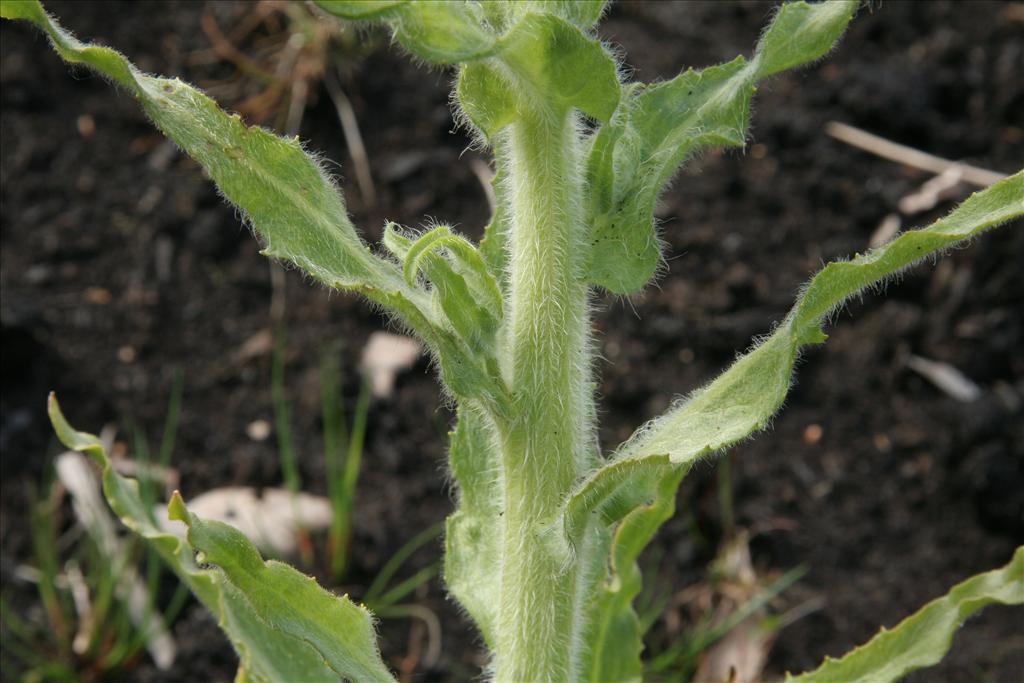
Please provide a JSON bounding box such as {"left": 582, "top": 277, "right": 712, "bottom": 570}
{"left": 576, "top": 467, "right": 686, "bottom": 682}
{"left": 314, "top": 0, "right": 408, "bottom": 21}
{"left": 389, "top": 225, "right": 502, "bottom": 350}
{"left": 0, "top": 0, "right": 397, "bottom": 292}
{"left": 392, "top": 2, "right": 497, "bottom": 63}
{"left": 515, "top": 1, "right": 609, "bottom": 30}
{"left": 609, "top": 171, "right": 1022, "bottom": 468}
{"left": 315, "top": 0, "right": 497, "bottom": 64}
{"left": 478, "top": 158, "right": 513, "bottom": 293}
{"left": 790, "top": 547, "right": 1024, "bottom": 683}
{"left": 444, "top": 406, "right": 504, "bottom": 648}
{"left": 3, "top": 0, "right": 511, "bottom": 407}
{"left": 48, "top": 395, "right": 395, "bottom": 683}
{"left": 458, "top": 12, "right": 620, "bottom": 137}
{"left": 585, "top": 0, "right": 858, "bottom": 293}
{"left": 561, "top": 172, "right": 1022, "bottom": 678}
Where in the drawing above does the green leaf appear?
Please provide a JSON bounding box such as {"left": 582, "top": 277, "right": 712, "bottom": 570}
{"left": 168, "top": 499, "right": 395, "bottom": 681}
{"left": 403, "top": 226, "right": 502, "bottom": 312}
{"left": 478, "top": 158, "right": 513, "bottom": 293}
{"left": 420, "top": 253, "right": 497, "bottom": 351}
{"left": 584, "top": 57, "right": 752, "bottom": 292}
{"left": 47, "top": 394, "right": 395, "bottom": 683}
{"left": 584, "top": 0, "right": 858, "bottom": 293}
{"left": 393, "top": 1, "right": 497, "bottom": 64}
{"left": 613, "top": 171, "right": 1023, "bottom": 467}
{"left": 402, "top": 226, "right": 501, "bottom": 310}
{"left": 457, "top": 63, "right": 519, "bottom": 140}
{"left": 356, "top": 284, "right": 505, "bottom": 406}
{"left": 318, "top": 0, "right": 609, "bottom": 65}
{"left": 562, "top": 455, "right": 677, "bottom": 546}
{"left": 5, "top": 0, "right": 514, "bottom": 409}
{"left": 755, "top": 0, "right": 858, "bottom": 77}
{"left": 385, "top": 224, "right": 503, "bottom": 371}
{"left": 562, "top": 171, "right": 1022, "bottom": 680}
{"left": 506, "top": 0, "right": 609, "bottom": 31}
{"left": 1, "top": 0, "right": 399, "bottom": 293}
{"left": 313, "top": 0, "right": 408, "bottom": 20}
{"left": 548, "top": 1, "right": 609, "bottom": 30}
{"left": 537, "top": 456, "right": 684, "bottom": 682}
{"left": 789, "top": 546, "right": 1024, "bottom": 683}
{"left": 576, "top": 466, "right": 686, "bottom": 683}
{"left": 458, "top": 13, "right": 620, "bottom": 137}
{"left": 316, "top": 0, "right": 497, "bottom": 64}
{"left": 444, "top": 406, "right": 503, "bottom": 647}
{"left": 503, "top": 13, "right": 619, "bottom": 121}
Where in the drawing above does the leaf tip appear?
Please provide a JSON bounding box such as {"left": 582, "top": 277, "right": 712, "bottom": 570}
{"left": 168, "top": 490, "right": 191, "bottom": 526}
{"left": 0, "top": 0, "right": 44, "bottom": 22}
{"left": 47, "top": 391, "right": 101, "bottom": 453}
{"left": 46, "top": 390, "right": 67, "bottom": 437}
{"left": 800, "top": 326, "right": 829, "bottom": 345}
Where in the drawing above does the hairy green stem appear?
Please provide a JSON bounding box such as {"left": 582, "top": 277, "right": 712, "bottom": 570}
{"left": 495, "top": 109, "right": 594, "bottom": 681}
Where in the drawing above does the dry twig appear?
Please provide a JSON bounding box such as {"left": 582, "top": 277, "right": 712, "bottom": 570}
{"left": 324, "top": 68, "right": 377, "bottom": 207}
{"left": 825, "top": 121, "right": 1007, "bottom": 187}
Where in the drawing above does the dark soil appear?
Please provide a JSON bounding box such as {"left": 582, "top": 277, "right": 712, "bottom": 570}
{"left": 2, "top": 1, "right": 1021, "bottom": 682}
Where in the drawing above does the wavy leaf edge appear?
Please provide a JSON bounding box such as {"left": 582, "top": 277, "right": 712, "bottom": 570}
{"left": 47, "top": 393, "right": 396, "bottom": 683}
{"left": 788, "top": 546, "right": 1024, "bottom": 683}
{"left": 563, "top": 171, "right": 1023, "bottom": 545}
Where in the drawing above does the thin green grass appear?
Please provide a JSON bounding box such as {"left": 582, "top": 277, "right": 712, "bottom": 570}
{"left": 0, "top": 374, "right": 190, "bottom": 680}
